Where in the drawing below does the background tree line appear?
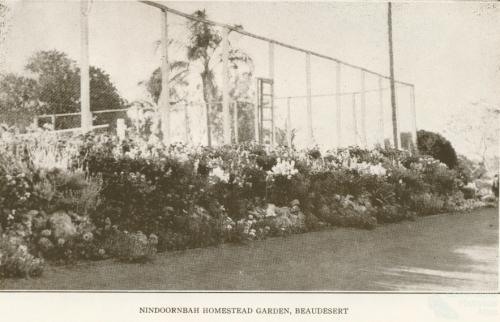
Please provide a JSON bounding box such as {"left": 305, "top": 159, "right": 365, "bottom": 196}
{"left": 0, "top": 50, "right": 127, "bottom": 130}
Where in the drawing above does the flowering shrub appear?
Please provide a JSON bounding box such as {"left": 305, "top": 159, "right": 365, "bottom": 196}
{"left": 0, "top": 235, "right": 44, "bottom": 278}
{"left": 267, "top": 158, "right": 299, "bottom": 180}
{"left": 0, "top": 128, "right": 491, "bottom": 279}
{"left": 103, "top": 228, "right": 158, "bottom": 262}
{"left": 314, "top": 194, "right": 377, "bottom": 230}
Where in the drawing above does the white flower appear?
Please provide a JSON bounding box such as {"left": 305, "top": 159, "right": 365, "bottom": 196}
{"left": 209, "top": 166, "right": 230, "bottom": 183}
{"left": 465, "top": 182, "right": 478, "bottom": 191}
{"left": 267, "top": 158, "right": 299, "bottom": 179}
{"left": 369, "top": 163, "right": 387, "bottom": 176}
{"left": 83, "top": 232, "right": 94, "bottom": 241}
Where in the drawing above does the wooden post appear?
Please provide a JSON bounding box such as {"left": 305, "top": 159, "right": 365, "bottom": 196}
{"left": 410, "top": 85, "right": 418, "bottom": 151}
{"left": 268, "top": 42, "right": 275, "bottom": 146}
{"left": 360, "top": 70, "right": 367, "bottom": 147}
{"left": 305, "top": 53, "right": 313, "bottom": 146}
{"left": 184, "top": 102, "right": 190, "bottom": 143}
{"left": 233, "top": 102, "right": 239, "bottom": 144}
{"left": 222, "top": 27, "right": 230, "bottom": 145}
{"left": 352, "top": 93, "right": 358, "bottom": 146}
{"left": 378, "top": 76, "right": 385, "bottom": 146}
{"left": 80, "top": 0, "right": 92, "bottom": 132}
{"left": 254, "top": 79, "right": 260, "bottom": 143}
{"left": 388, "top": 2, "right": 399, "bottom": 149}
{"left": 116, "top": 118, "right": 126, "bottom": 141}
{"left": 159, "top": 9, "right": 171, "bottom": 145}
{"left": 335, "top": 63, "right": 342, "bottom": 148}
{"left": 286, "top": 97, "right": 292, "bottom": 147}
{"left": 51, "top": 114, "right": 56, "bottom": 130}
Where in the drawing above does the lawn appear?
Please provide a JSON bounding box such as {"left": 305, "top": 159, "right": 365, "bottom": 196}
{"left": 1, "top": 207, "right": 497, "bottom": 291}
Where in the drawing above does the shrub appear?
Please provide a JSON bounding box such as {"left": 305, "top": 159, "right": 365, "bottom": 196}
{"left": 103, "top": 229, "right": 157, "bottom": 262}
{"left": 417, "top": 130, "right": 458, "bottom": 169}
{"left": 0, "top": 235, "right": 44, "bottom": 278}
{"left": 314, "top": 194, "right": 377, "bottom": 230}
{"left": 410, "top": 193, "right": 446, "bottom": 215}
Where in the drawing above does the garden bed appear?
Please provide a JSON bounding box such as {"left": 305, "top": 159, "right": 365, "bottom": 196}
{"left": 0, "top": 129, "right": 495, "bottom": 279}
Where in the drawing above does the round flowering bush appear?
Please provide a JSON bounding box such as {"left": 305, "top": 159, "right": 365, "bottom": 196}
{"left": 103, "top": 229, "right": 158, "bottom": 262}
{"left": 0, "top": 170, "right": 35, "bottom": 228}
{"left": 0, "top": 235, "right": 44, "bottom": 278}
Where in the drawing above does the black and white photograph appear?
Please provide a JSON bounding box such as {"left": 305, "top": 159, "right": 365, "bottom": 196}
{"left": 0, "top": 0, "right": 498, "bottom": 297}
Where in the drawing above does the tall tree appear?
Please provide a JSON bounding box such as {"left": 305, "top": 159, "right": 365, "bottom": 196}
{"left": 445, "top": 102, "right": 500, "bottom": 171}
{"left": 25, "top": 50, "right": 126, "bottom": 114}
{"left": 26, "top": 50, "right": 80, "bottom": 115}
{"left": 0, "top": 50, "right": 126, "bottom": 129}
{"left": 142, "top": 61, "right": 190, "bottom": 105}
{"left": 184, "top": 10, "right": 252, "bottom": 146}
{"left": 140, "top": 60, "right": 190, "bottom": 141}
{"left": 0, "top": 74, "right": 39, "bottom": 127}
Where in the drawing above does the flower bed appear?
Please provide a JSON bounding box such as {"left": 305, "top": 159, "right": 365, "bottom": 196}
{"left": 0, "top": 129, "right": 494, "bottom": 278}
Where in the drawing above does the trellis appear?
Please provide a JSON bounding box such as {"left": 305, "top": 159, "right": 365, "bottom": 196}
{"left": 75, "top": 0, "right": 417, "bottom": 150}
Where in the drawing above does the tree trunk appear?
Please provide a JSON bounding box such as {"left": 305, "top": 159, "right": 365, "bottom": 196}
{"left": 201, "top": 72, "right": 212, "bottom": 147}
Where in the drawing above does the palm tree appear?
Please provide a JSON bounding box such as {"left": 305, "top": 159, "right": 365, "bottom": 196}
{"left": 147, "top": 9, "right": 253, "bottom": 146}
{"left": 140, "top": 60, "right": 191, "bottom": 141}
{"left": 141, "top": 60, "right": 190, "bottom": 105}
{"left": 184, "top": 10, "right": 252, "bottom": 146}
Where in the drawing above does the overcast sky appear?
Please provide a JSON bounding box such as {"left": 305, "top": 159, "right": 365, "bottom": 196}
{"left": 1, "top": 0, "right": 499, "bottom": 157}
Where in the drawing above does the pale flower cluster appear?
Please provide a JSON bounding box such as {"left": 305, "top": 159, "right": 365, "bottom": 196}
{"left": 350, "top": 161, "right": 387, "bottom": 176}
{"left": 267, "top": 158, "right": 299, "bottom": 180}
{"left": 209, "top": 166, "right": 230, "bottom": 183}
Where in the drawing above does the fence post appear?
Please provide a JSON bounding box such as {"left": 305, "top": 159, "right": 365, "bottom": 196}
{"left": 222, "top": 27, "right": 231, "bottom": 145}
{"left": 233, "top": 102, "right": 239, "bottom": 144}
{"left": 116, "top": 118, "right": 126, "bottom": 141}
{"left": 305, "top": 53, "right": 313, "bottom": 147}
{"left": 388, "top": 2, "right": 399, "bottom": 149}
{"left": 410, "top": 85, "right": 418, "bottom": 152}
{"left": 336, "top": 63, "right": 342, "bottom": 148}
{"left": 159, "top": 9, "right": 171, "bottom": 146}
{"left": 254, "top": 79, "right": 260, "bottom": 143}
{"left": 360, "top": 70, "right": 367, "bottom": 147}
{"left": 80, "top": 0, "right": 92, "bottom": 132}
{"left": 286, "top": 97, "right": 292, "bottom": 147}
{"left": 378, "top": 76, "right": 385, "bottom": 146}
{"left": 184, "top": 102, "right": 190, "bottom": 144}
{"left": 269, "top": 42, "right": 275, "bottom": 146}
{"left": 352, "top": 93, "right": 358, "bottom": 146}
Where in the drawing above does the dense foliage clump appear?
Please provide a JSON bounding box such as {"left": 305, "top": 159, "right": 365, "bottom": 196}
{"left": 417, "top": 130, "right": 458, "bottom": 169}
{"left": 0, "top": 127, "right": 494, "bottom": 279}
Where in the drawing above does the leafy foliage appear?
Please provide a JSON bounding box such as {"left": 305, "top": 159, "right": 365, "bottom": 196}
{"left": 417, "top": 129, "right": 458, "bottom": 169}
{"left": 0, "top": 50, "right": 127, "bottom": 129}
{"left": 0, "top": 128, "right": 490, "bottom": 278}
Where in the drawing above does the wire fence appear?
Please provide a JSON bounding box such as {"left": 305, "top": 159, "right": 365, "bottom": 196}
{"left": 2, "top": 1, "right": 417, "bottom": 151}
